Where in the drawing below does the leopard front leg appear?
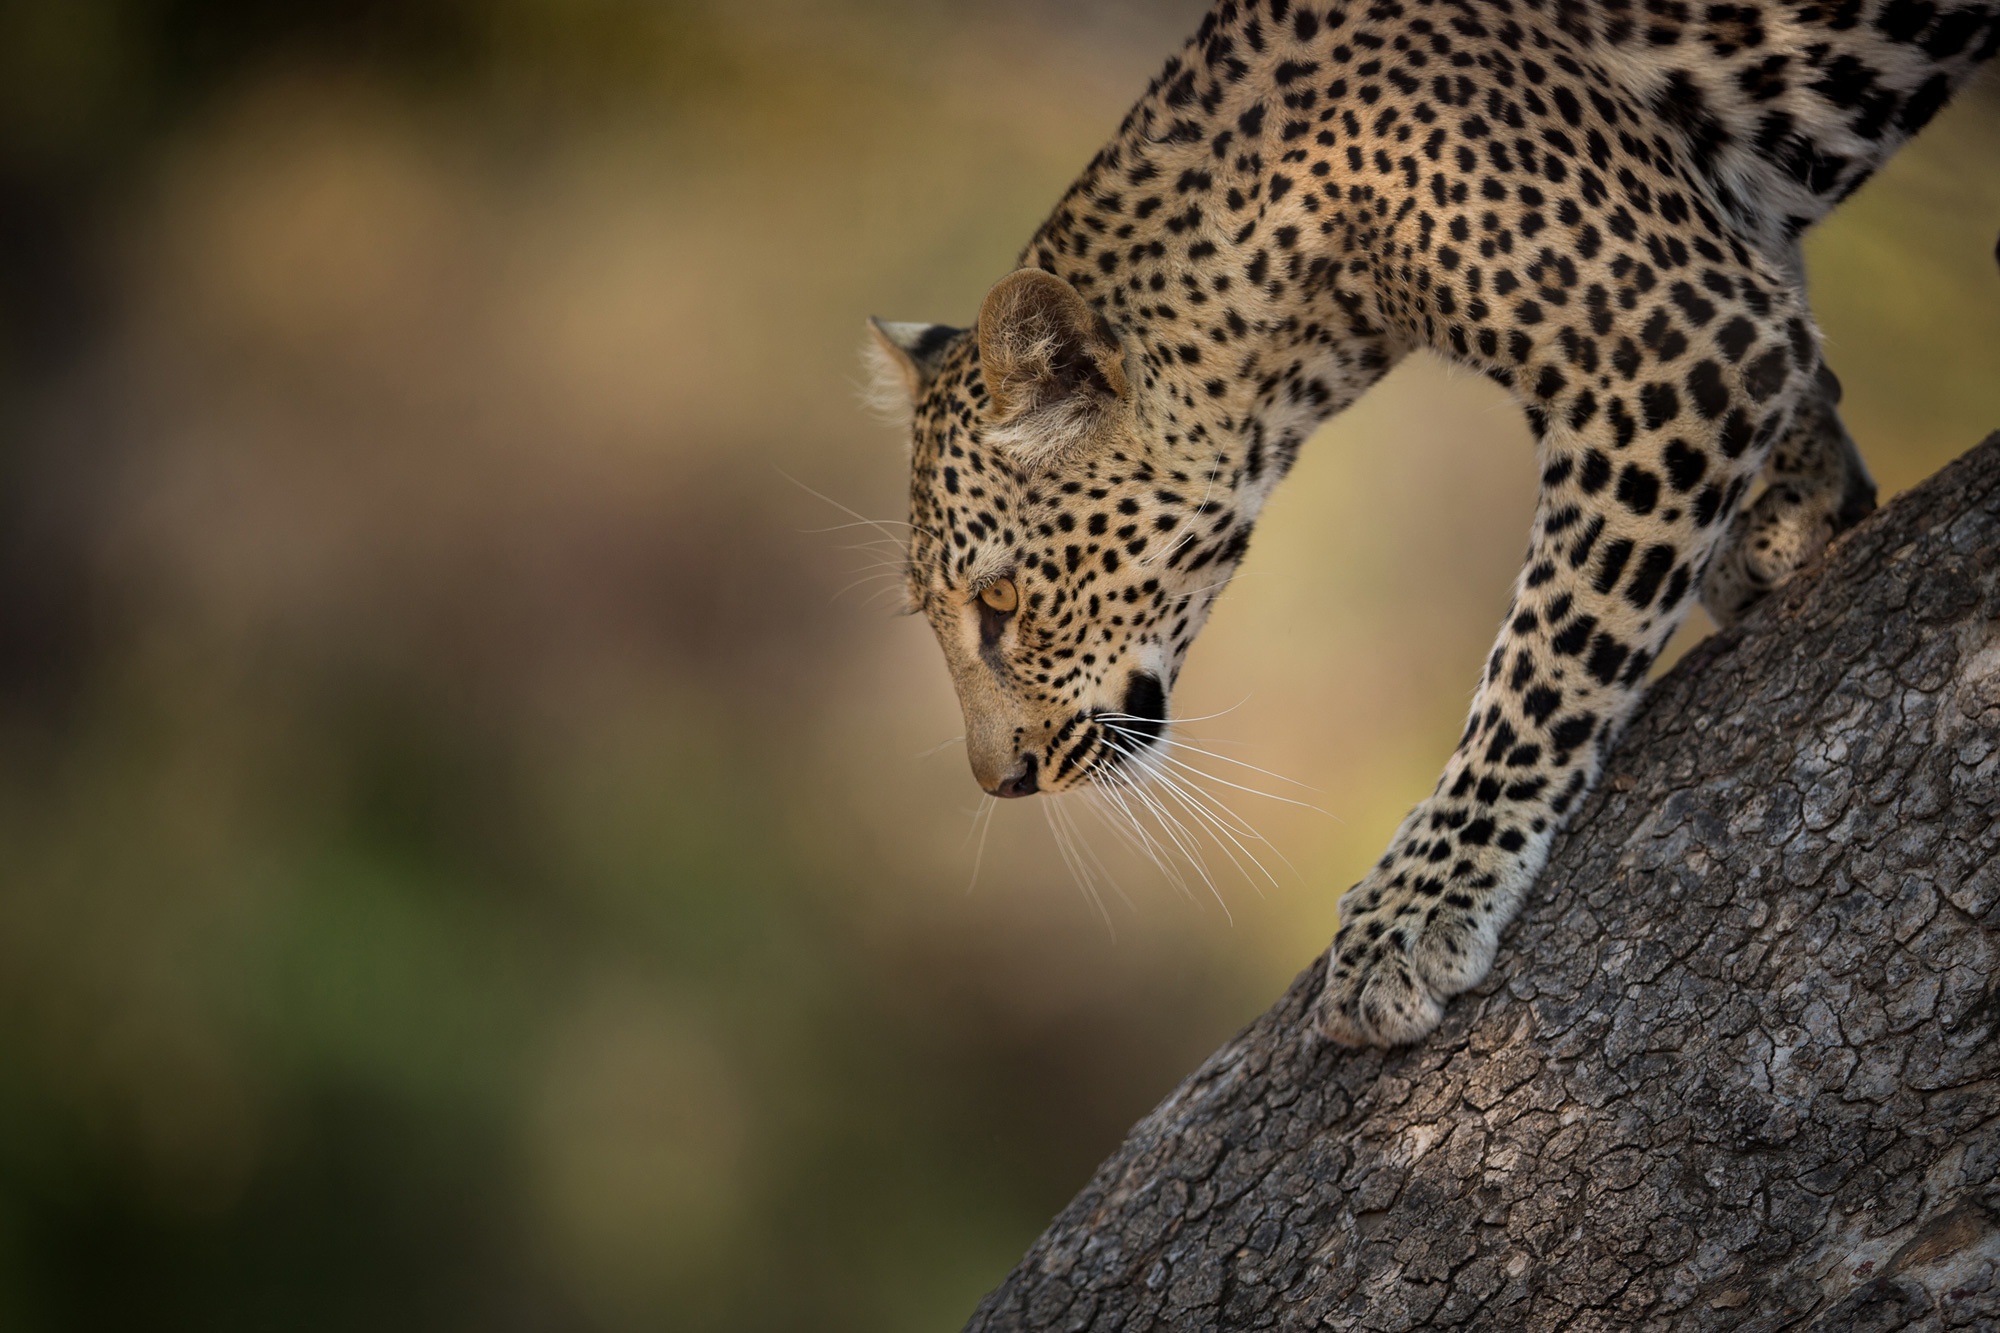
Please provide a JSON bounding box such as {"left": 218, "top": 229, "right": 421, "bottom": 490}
{"left": 1315, "top": 296, "right": 1817, "bottom": 1046}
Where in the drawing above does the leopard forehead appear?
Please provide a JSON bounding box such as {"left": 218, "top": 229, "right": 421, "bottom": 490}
{"left": 914, "top": 351, "right": 1202, "bottom": 569}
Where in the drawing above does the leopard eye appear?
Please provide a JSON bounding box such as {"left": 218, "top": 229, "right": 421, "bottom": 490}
{"left": 978, "top": 578, "right": 1019, "bottom": 615}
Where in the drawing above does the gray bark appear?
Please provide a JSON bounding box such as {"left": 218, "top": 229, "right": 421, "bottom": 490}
{"left": 964, "top": 432, "right": 2000, "bottom": 1333}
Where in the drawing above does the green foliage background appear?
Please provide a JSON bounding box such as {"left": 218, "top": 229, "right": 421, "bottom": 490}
{"left": 0, "top": 2, "right": 1994, "bottom": 1328}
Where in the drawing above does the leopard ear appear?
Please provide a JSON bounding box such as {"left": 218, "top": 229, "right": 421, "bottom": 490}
{"left": 976, "top": 269, "right": 1128, "bottom": 469}
{"left": 864, "top": 318, "right": 963, "bottom": 421}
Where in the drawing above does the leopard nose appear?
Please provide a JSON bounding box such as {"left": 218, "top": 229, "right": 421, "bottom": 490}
{"left": 989, "top": 752, "right": 1039, "bottom": 799}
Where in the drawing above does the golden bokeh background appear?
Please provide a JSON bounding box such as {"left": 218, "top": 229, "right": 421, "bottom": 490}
{"left": 0, "top": 2, "right": 1994, "bottom": 1328}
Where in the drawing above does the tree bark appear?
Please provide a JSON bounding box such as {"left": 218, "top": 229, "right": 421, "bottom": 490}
{"left": 965, "top": 433, "right": 2000, "bottom": 1333}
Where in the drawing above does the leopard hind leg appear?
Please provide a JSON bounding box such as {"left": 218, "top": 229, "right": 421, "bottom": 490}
{"left": 1700, "top": 362, "right": 1876, "bottom": 627}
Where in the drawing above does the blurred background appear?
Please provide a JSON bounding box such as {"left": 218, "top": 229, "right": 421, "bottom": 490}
{"left": 0, "top": 1, "right": 1992, "bottom": 1328}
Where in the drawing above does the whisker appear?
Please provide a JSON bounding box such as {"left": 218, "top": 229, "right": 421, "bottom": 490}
{"left": 832, "top": 570, "right": 913, "bottom": 602}
{"left": 1182, "top": 572, "right": 1248, "bottom": 600}
{"left": 1125, "top": 733, "right": 1325, "bottom": 793}
{"left": 1104, "top": 716, "right": 1314, "bottom": 883}
{"left": 778, "top": 468, "right": 940, "bottom": 547}
{"left": 1138, "top": 454, "right": 1227, "bottom": 568}
{"left": 807, "top": 519, "right": 920, "bottom": 535}
{"left": 1102, "top": 729, "right": 1314, "bottom": 887}
{"left": 962, "top": 792, "right": 992, "bottom": 844}
{"left": 1125, "top": 752, "right": 1269, "bottom": 842}
{"left": 1090, "top": 760, "right": 1185, "bottom": 875}
{"left": 1060, "top": 794, "right": 1135, "bottom": 912}
{"left": 1086, "top": 779, "right": 1194, "bottom": 900}
{"left": 1101, "top": 732, "right": 1272, "bottom": 902}
{"left": 1104, "top": 728, "right": 1332, "bottom": 817}
{"left": 1097, "top": 752, "right": 1227, "bottom": 916}
{"left": 1054, "top": 797, "right": 1129, "bottom": 923}
{"left": 836, "top": 556, "right": 907, "bottom": 573}
{"left": 1097, "top": 711, "right": 1329, "bottom": 805}
{"left": 966, "top": 795, "right": 998, "bottom": 895}
{"left": 1097, "top": 695, "right": 1254, "bottom": 725}
{"left": 1145, "top": 763, "right": 1286, "bottom": 897}
{"left": 1044, "top": 800, "right": 1114, "bottom": 934}
{"left": 834, "top": 546, "right": 912, "bottom": 565}
{"left": 845, "top": 568, "right": 911, "bottom": 591}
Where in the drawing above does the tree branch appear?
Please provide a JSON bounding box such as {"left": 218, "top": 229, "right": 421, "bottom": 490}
{"left": 965, "top": 433, "right": 2000, "bottom": 1332}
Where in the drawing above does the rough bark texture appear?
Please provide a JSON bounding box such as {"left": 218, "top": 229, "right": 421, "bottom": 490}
{"left": 965, "top": 433, "right": 2000, "bottom": 1333}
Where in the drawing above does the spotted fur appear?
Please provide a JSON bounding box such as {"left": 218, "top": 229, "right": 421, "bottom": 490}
{"left": 869, "top": 0, "right": 1997, "bottom": 1045}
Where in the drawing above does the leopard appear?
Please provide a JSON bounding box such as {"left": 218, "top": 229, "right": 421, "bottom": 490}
{"left": 865, "top": 0, "right": 1999, "bottom": 1047}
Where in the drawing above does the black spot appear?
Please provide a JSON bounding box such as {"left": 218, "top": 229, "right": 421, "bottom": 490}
{"left": 1549, "top": 715, "right": 1596, "bottom": 751}
{"left": 1739, "top": 53, "right": 1789, "bottom": 101}
{"left": 1618, "top": 464, "right": 1660, "bottom": 515}
{"left": 1585, "top": 634, "right": 1629, "bottom": 685}
{"left": 1119, "top": 671, "right": 1168, "bottom": 745}
{"left": 1899, "top": 73, "right": 1951, "bottom": 133}
{"left": 1669, "top": 282, "right": 1716, "bottom": 326}
{"left": 1662, "top": 564, "right": 1692, "bottom": 610}
{"left": 1216, "top": 526, "right": 1252, "bottom": 565}
{"left": 1568, "top": 389, "right": 1601, "bottom": 430}
{"left": 1632, "top": 308, "right": 1680, "bottom": 358}
{"left": 1625, "top": 543, "right": 1676, "bottom": 607}
{"left": 1664, "top": 438, "right": 1708, "bottom": 490}
{"left": 1640, "top": 382, "right": 1680, "bottom": 429}
{"left": 1693, "top": 484, "right": 1724, "bottom": 527}
{"left": 1785, "top": 318, "right": 1816, "bottom": 369}
{"left": 1653, "top": 71, "right": 1730, "bottom": 177}
{"left": 1587, "top": 538, "right": 1631, "bottom": 595}
{"left": 1812, "top": 53, "right": 1880, "bottom": 111}
{"left": 1877, "top": 0, "right": 1936, "bottom": 43}
{"left": 1551, "top": 613, "right": 1597, "bottom": 655}
{"left": 1567, "top": 516, "right": 1605, "bottom": 568}
{"left": 1923, "top": 8, "right": 1984, "bottom": 57}
{"left": 1579, "top": 450, "right": 1613, "bottom": 494}
{"left": 1719, "top": 408, "right": 1754, "bottom": 458}
{"left": 1686, "top": 360, "right": 1729, "bottom": 419}
{"left": 1716, "top": 316, "right": 1758, "bottom": 362}
{"left": 1743, "top": 347, "right": 1790, "bottom": 401}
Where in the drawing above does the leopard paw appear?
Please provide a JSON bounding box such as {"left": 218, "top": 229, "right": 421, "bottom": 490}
{"left": 1311, "top": 880, "right": 1500, "bottom": 1047}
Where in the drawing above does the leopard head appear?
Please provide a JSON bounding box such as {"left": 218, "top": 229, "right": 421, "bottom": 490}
{"left": 869, "top": 269, "right": 1253, "bottom": 798}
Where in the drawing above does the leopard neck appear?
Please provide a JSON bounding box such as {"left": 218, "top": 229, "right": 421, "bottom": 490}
{"left": 1015, "top": 5, "right": 1408, "bottom": 508}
